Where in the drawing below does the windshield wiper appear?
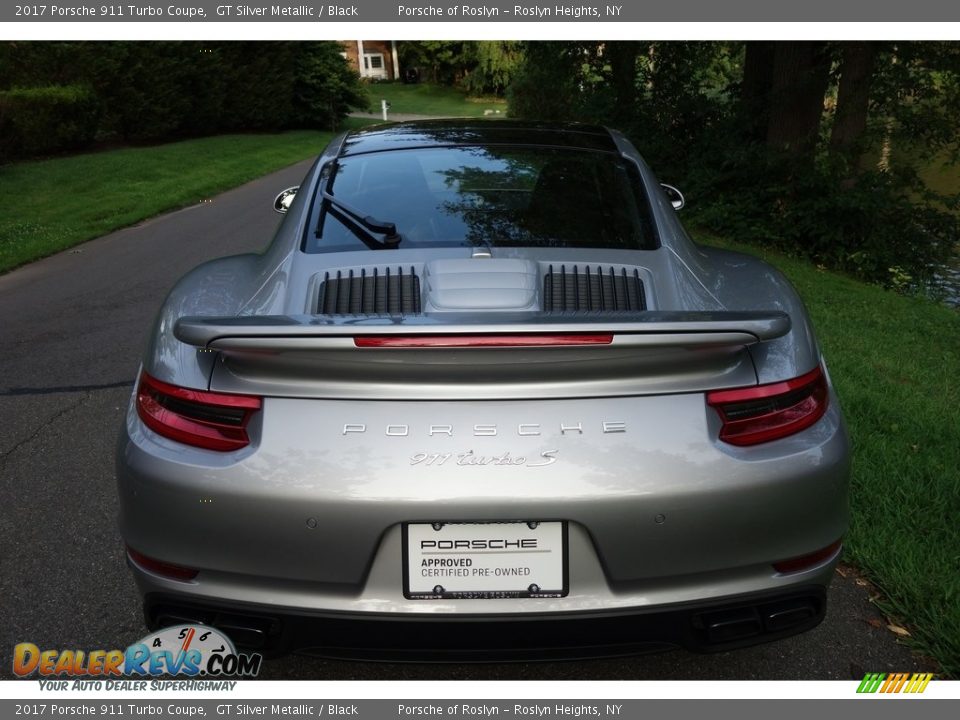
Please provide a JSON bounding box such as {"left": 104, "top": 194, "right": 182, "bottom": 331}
{"left": 314, "top": 163, "right": 401, "bottom": 248}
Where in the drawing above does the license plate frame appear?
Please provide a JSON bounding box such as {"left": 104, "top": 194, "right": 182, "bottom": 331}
{"left": 402, "top": 521, "right": 568, "bottom": 600}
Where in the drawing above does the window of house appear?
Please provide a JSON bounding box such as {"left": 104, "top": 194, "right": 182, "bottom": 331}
{"left": 363, "top": 53, "right": 385, "bottom": 71}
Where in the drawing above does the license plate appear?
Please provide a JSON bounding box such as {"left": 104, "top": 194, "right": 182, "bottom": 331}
{"left": 403, "top": 521, "right": 568, "bottom": 599}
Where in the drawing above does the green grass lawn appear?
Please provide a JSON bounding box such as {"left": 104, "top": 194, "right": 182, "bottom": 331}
{"left": 697, "top": 229, "right": 960, "bottom": 676}
{"left": 361, "top": 81, "right": 507, "bottom": 118}
{"left": 0, "top": 122, "right": 372, "bottom": 274}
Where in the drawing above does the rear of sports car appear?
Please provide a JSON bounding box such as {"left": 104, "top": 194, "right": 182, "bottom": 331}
{"left": 116, "top": 121, "right": 849, "bottom": 661}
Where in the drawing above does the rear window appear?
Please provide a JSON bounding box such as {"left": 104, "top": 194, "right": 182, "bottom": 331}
{"left": 304, "top": 146, "right": 659, "bottom": 253}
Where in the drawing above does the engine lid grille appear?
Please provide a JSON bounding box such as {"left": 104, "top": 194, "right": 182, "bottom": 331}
{"left": 543, "top": 264, "right": 647, "bottom": 313}
{"left": 318, "top": 267, "right": 422, "bottom": 315}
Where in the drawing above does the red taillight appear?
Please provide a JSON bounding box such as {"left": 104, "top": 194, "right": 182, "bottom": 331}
{"left": 126, "top": 545, "right": 198, "bottom": 582}
{"left": 354, "top": 334, "right": 614, "bottom": 348}
{"left": 773, "top": 539, "right": 842, "bottom": 574}
{"left": 707, "top": 365, "right": 829, "bottom": 446}
{"left": 136, "top": 371, "right": 261, "bottom": 452}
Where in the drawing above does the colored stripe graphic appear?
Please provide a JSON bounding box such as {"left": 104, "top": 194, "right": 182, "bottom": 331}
{"left": 858, "top": 672, "right": 933, "bottom": 694}
{"left": 857, "top": 673, "right": 885, "bottom": 693}
{"left": 882, "top": 672, "right": 900, "bottom": 692}
{"left": 913, "top": 673, "right": 934, "bottom": 693}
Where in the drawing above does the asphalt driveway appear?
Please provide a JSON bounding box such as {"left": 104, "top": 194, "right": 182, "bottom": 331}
{"left": 0, "top": 160, "right": 937, "bottom": 680}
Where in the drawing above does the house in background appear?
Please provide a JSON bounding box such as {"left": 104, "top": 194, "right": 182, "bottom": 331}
{"left": 341, "top": 41, "right": 400, "bottom": 81}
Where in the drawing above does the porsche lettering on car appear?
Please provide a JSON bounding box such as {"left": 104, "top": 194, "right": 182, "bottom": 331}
{"left": 116, "top": 120, "right": 850, "bottom": 660}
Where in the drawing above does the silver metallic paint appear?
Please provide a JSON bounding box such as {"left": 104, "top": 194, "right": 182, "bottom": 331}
{"left": 118, "top": 123, "right": 850, "bottom": 631}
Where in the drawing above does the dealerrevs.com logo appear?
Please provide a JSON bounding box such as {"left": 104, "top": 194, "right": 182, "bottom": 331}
{"left": 14, "top": 625, "right": 262, "bottom": 680}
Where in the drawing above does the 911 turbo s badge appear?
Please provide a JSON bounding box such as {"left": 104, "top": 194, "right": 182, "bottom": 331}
{"left": 342, "top": 422, "right": 627, "bottom": 437}
{"left": 409, "top": 450, "right": 559, "bottom": 467}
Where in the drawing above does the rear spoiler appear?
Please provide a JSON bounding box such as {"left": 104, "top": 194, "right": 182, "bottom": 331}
{"left": 174, "top": 311, "right": 791, "bottom": 352}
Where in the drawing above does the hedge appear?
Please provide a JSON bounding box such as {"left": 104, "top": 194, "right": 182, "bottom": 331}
{"left": 0, "top": 85, "right": 100, "bottom": 162}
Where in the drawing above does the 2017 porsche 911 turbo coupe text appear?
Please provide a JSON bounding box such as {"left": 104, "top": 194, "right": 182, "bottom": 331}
{"left": 117, "top": 121, "right": 850, "bottom": 660}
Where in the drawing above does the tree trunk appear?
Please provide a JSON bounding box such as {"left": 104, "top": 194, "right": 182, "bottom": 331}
{"left": 606, "top": 41, "right": 641, "bottom": 121}
{"left": 741, "top": 41, "right": 775, "bottom": 142}
{"left": 765, "top": 42, "right": 832, "bottom": 157}
{"left": 830, "top": 41, "right": 877, "bottom": 168}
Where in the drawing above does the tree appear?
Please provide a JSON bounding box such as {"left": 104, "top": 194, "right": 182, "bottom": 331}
{"left": 461, "top": 41, "right": 523, "bottom": 97}
{"left": 507, "top": 42, "right": 590, "bottom": 121}
{"left": 830, "top": 41, "right": 878, "bottom": 168}
{"left": 764, "top": 42, "right": 832, "bottom": 157}
{"left": 740, "top": 41, "right": 775, "bottom": 142}
{"left": 396, "top": 41, "right": 471, "bottom": 85}
{"left": 605, "top": 41, "right": 642, "bottom": 123}
{"left": 292, "top": 43, "right": 369, "bottom": 131}
{"left": 869, "top": 42, "right": 960, "bottom": 162}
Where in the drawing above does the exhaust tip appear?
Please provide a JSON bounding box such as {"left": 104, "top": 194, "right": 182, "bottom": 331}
{"left": 763, "top": 599, "right": 818, "bottom": 632}
{"left": 148, "top": 604, "right": 277, "bottom": 651}
{"left": 700, "top": 607, "right": 763, "bottom": 644}
{"left": 694, "top": 592, "right": 825, "bottom": 647}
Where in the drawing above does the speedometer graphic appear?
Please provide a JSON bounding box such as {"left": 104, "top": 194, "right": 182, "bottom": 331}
{"left": 128, "top": 624, "right": 256, "bottom": 676}
{"left": 140, "top": 625, "right": 236, "bottom": 660}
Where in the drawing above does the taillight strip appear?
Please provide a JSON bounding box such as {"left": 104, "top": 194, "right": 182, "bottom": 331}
{"left": 707, "top": 365, "right": 825, "bottom": 405}
{"left": 137, "top": 372, "right": 261, "bottom": 409}
{"left": 354, "top": 334, "right": 614, "bottom": 348}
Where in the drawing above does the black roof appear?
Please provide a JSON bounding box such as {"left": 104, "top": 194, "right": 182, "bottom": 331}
{"left": 338, "top": 119, "right": 618, "bottom": 156}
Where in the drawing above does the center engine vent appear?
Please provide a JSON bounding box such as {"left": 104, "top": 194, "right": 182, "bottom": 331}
{"left": 318, "top": 267, "right": 422, "bottom": 315}
{"left": 543, "top": 264, "right": 646, "bottom": 313}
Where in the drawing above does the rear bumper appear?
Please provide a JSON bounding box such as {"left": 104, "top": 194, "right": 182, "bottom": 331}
{"left": 127, "top": 521, "right": 841, "bottom": 660}
{"left": 143, "top": 584, "right": 829, "bottom": 661}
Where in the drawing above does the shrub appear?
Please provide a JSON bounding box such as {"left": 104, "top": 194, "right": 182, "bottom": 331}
{"left": 292, "top": 43, "right": 369, "bottom": 131}
{"left": 0, "top": 42, "right": 368, "bottom": 156}
{"left": 685, "top": 144, "right": 960, "bottom": 289}
{"left": 0, "top": 85, "right": 99, "bottom": 161}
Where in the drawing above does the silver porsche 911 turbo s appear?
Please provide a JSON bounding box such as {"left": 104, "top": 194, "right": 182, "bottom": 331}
{"left": 116, "top": 120, "right": 850, "bottom": 661}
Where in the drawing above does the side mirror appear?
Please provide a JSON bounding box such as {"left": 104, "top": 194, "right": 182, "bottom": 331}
{"left": 660, "top": 183, "right": 685, "bottom": 211}
{"left": 273, "top": 186, "right": 299, "bottom": 214}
